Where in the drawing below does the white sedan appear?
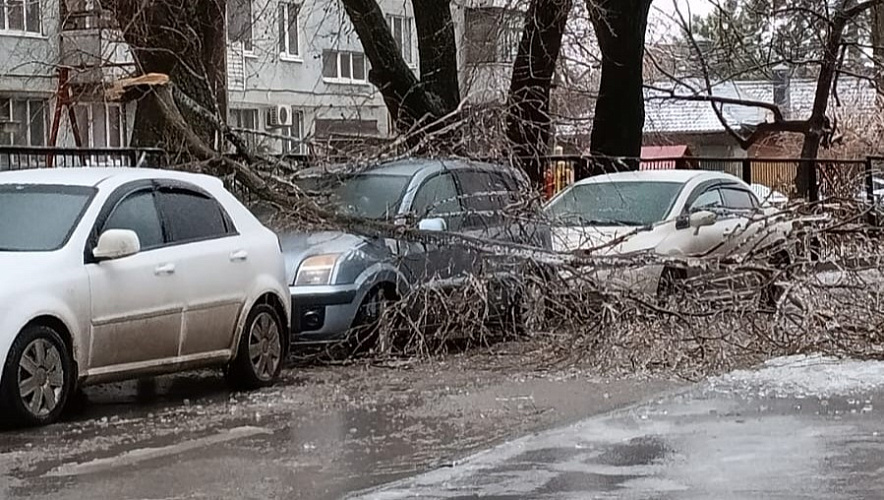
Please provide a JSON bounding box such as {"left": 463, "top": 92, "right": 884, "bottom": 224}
{"left": 544, "top": 170, "right": 793, "bottom": 293}
{"left": 0, "top": 168, "right": 291, "bottom": 426}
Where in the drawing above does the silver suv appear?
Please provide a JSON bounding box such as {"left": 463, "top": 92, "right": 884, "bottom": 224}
{"left": 279, "top": 158, "right": 549, "bottom": 344}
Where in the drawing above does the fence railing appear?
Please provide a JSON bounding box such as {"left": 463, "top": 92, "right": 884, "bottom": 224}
{"left": 534, "top": 155, "right": 876, "bottom": 202}
{"left": 2, "top": 147, "right": 881, "bottom": 224}
{"left": 0, "top": 147, "right": 169, "bottom": 170}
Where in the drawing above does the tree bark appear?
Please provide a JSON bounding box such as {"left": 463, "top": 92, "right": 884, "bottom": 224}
{"left": 795, "top": 0, "right": 883, "bottom": 198}
{"left": 340, "top": 0, "right": 459, "bottom": 144}
{"left": 105, "top": 0, "right": 227, "bottom": 155}
{"left": 412, "top": 0, "right": 461, "bottom": 113}
{"left": 588, "top": 0, "right": 653, "bottom": 166}
{"left": 873, "top": 4, "right": 884, "bottom": 92}
{"left": 507, "top": 0, "right": 572, "bottom": 185}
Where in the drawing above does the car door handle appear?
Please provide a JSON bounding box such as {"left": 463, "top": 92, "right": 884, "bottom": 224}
{"left": 229, "top": 250, "right": 249, "bottom": 262}
{"left": 154, "top": 263, "right": 176, "bottom": 276}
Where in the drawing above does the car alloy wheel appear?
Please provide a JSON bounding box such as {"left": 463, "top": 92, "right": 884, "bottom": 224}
{"left": 18, "top": 338, "right": 65, "bottom": 417}
{"left": 248, "top": 311, "right": 282, "bottom": 382}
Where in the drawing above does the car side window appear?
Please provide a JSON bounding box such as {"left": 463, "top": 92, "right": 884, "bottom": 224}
{"left": 689, "top": 188, "right": 723, "bottom": 212}
{"left": 102, "top": 190, "right": 165, "bottom": 250}
{"left": 157, "top": 187, "right": 234, "bottom": 244}
{"left": 721, "top": 188, "right": 757, "bottom": 210}
{"left": 410, "top": 173, "right": 462, "bottom": 229}
{"left": 455, "top": 170, "right": 519, "bottom": 228}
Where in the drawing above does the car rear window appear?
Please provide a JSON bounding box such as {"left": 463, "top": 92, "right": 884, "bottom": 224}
{"left": 0, "top": 184, "right": 95, "bottom": 251}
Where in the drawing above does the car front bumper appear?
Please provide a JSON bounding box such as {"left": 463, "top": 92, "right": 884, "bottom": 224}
{"left": 289, "top": 284, "right": 364, "bottom": 343}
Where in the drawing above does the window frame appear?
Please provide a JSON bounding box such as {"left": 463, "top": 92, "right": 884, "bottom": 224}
{"left": 278, "top": 1, "right": 301, "bottom": 61}
{"left": 0, "top": 0, "right": 43, "bottom": 35}
{"left": 0, "top": 98, "right": 46, "bottom": 146}
{"left": 100, "top": 187, "right": 166, "bottom": 251}
{"left": 154, "top": 183, "right": 238, "bottom": 246}
{"left": 227, "top": 0, "right": 254, "bottom": 54}
{"left": 85, "top": 181, "right": 238, "bottom": 263}
{"left": 387, "top": 14, "right": 414, "bottom": 66}
{"left": 408, "top": 171, "right": 464, "bottom": 230}
{"left": 321, "top": 50, "right": 368, "bottom": 84}
{"left": 720, "top": 186, "right": 759, "bottom": 211}
{"left": 688, "top": 187, "right": 724, "bottom": 213}
{"left": 71, "top": 102, "right": 127, "bottom": 149}
{"left": 281, "top": 108, "right": 306, "bottom": 155}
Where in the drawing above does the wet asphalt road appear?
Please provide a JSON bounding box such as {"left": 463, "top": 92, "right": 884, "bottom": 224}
{"left": 351, "top": 356, "right": 884, "bottom": 499}
{"left": 0, "top": 361, "right": 672, "bottom": 500}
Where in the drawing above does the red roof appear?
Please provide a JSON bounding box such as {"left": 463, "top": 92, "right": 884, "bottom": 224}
{"left": 641, "top": 145, "right": 692, "bottom": 159}
{"left": 640, "top": 145, "right": 693, "bottom": 170}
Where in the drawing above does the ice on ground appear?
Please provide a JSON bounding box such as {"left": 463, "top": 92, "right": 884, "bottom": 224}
{"left": 707, "top": 354, "right": 884, "bottom": 398}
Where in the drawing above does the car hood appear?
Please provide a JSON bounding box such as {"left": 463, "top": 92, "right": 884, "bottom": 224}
{"left": 278, "top": 231, "right": 374, "bottom": 284}
{"left": 0, "top": 252, "right": 64, "bottom": 295}
{"left": 551, "top": 225, "right": 666, "bottom": 255}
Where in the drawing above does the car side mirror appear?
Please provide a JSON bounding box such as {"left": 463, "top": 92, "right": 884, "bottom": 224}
{"left": 689, "top": 210, "right": 717, "bottom": 229}
{"left": 418, "top": 217, "right": 447, "bottom": 232}
{"left": 93, "top": 229, "right": 141, "bottom": 261}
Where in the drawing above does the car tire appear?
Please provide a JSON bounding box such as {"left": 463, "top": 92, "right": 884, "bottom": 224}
{"left": 349, "top": 285, "right": 396, "bottom": 353}
{"left": 656, "top": 265, "right": 686, "bottom": 299}
{"left": 0, "top": 325, "right": 74, "bottom": 427}
{"left": 227, "top": 304, "right": 286, "bottom": 390}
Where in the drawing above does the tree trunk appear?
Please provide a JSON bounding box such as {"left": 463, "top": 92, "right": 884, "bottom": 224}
{"left": 873, "top": 5, "right": 884, "bottom": 92}
{"left": 587, "top": 0, "right": 653, "bottom": 167}
{"left": 412, "top": 0, "right": 460, "bottom": 112}
{"left": 797, "top": 0, "right": 854, "bottom": 198}
{"left": 340, "top": 0, "right": 458, "bottom": 145}
{"left": 105, "top": 0, "right": 227, "bottom": 155}
{"left": 507, "top": 0, "right": 572, "bottom": 185}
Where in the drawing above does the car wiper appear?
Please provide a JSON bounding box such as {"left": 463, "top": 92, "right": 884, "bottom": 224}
{"left": 583, "top": 218, "right": 648, "bottom": 228}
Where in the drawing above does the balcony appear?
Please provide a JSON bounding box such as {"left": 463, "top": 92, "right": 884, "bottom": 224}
{"left": 59, "top": 9, "right": 134, "bottom": 86}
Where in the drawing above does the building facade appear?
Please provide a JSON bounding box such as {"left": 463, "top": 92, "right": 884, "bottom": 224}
{"left": 0, "top": 0, "right": 519, "bottom": 156}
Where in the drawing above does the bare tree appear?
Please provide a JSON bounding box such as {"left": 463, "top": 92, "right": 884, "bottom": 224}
{"left": 666, "top": 0, "right": 884, "bottom": 196}
{"left": 507, "top": 0, "right": 573, "bottom": 183}
{"left": 104, "top": 0, "right": 228, "bottom": 155}
{"left": 587, "top": 0, "right": 654, "bottom": 161}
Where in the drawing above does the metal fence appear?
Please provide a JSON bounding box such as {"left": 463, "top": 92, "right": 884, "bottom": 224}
{"left": 537, "top": 155, "right": 875, "bottom": 204}
{"left": 0, "top": 147, "right": 169, "bottom": 170}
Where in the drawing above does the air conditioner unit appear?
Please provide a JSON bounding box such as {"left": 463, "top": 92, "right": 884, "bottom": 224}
{"left": 267, "top": 105, "right": 293, "bottom": 128}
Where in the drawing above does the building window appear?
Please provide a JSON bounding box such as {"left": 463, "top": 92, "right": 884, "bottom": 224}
{"left": 0, "top": 98, "right": 45, "bottom": 146}
{"left": 387, "top": 15, "right": 413, "bottom": 65}
{"left": 72, "top": 103, "right": 127, "bottom": 148}
{"left": 498, "top": 13, "right": 522, "bottom": 63}
{"left": 230, "top": 108, "right": 260, "bottom": 149}
{"left": 0, "top": 0, "right": 42, "bottom": 33}
{"left": 321, "top": 51, "right": 367, "bottom": 83}
{"left": 278, "top": 2, "right": 300, "bottom": 59}
{"left": 464, "top": 8, "right": 522, "bottom": 64}
{"left": 228, "top": 0, "right": 253, "bottom": 52}
{"left": 282, "top": 109, "right": 305, "bottom": 154}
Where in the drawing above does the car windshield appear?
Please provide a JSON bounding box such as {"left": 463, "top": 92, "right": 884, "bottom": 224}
{"left": 0, "top": 184, "right": 95, "bottom": 251}
{"left": 296, "top": 173, "right": 410, "bottom": 220}
{"left": 545, "top": 180, "right": 683, "bottom": 227}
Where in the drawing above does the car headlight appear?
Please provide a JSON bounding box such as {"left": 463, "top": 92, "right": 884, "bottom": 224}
{"left": 294, "top": 254, "right": 340, "bottom": 286}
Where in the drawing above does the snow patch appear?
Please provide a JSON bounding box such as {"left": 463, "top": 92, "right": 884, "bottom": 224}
{"left": 707, "top": 354, "right": 884, "bottom": 398}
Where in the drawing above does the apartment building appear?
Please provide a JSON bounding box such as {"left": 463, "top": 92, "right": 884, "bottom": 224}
{"left": 0, "top": 0, "right": 520, "bottom": 154}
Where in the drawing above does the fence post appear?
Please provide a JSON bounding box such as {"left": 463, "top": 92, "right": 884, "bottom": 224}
{"left": 807, "top": 159, "right": 820, "bottom": 202}
{"left": 741, "top": 158, "right": 752, "bottom": 185}
{"left": 866, "top": 156, "right": 877, "bottom": 226}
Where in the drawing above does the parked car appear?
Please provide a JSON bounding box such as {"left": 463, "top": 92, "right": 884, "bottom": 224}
{"left": 0, "top": 168, "right": 291, "bottom": 426}
{"left": 751, "top": 183, "right": 789, "bottom": 207}
{"left": 544, "top": 170, "right": 794, "bottom": 294}
{"left": 280, "top": 158, "right": 549, "bottom": 344}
